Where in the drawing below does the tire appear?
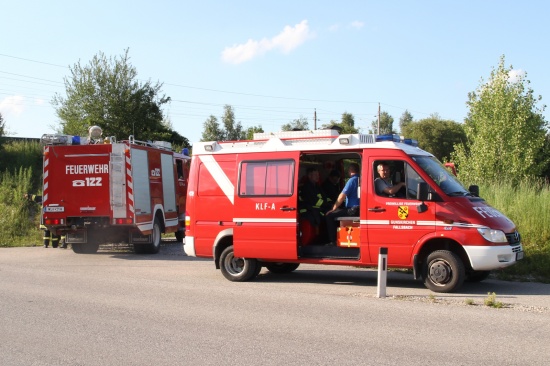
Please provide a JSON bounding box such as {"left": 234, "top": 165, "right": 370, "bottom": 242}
{"left": 135, "top": 218, "right": 161, "bottom": 254}
{"left": 175, "top": 230, "right": 185, "bottom": 242}
{"left": 466, "top": 270, "right": 491, "bottom": 283}
{"left": 265, "top": 263, "right": 300, "bottom": 274}
{"left": 71, "top": 242, "right": 99, "bottom": 254}
{"left": 422, "top": 250, "right": 465, "bottom": 293}
{"left": 219, "top": 245, "right": 259, "bottom": 282}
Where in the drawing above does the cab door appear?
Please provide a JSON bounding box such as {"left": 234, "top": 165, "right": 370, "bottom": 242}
{"left": 233, "top": 152, "right": 300, "bottom": 260}
{"left": 366, "top": 157, "right": 436, "bottom": 266}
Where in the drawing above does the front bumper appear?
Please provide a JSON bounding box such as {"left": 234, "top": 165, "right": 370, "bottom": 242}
{"left": 464, "top": 244, "right": 524, "bottom": 271}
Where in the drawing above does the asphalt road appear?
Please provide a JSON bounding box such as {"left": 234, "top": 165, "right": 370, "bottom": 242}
{"left": 1, "top": 242, "right": 549, "bottom": 366}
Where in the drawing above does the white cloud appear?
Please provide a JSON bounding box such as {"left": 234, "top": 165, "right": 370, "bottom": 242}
{"left": 508, "top": 69, "right": 525, "bottom": 83}
{"left": 350, "top": 21, "right": 364, "bottom": 29}
{"left": 328, "top": 24, "right": 340, "bottom": 32}
{"left": 0, "top": 95, "right": 25, "bottom": 116}
{"left": 222, "top": 20, "right": 315, "bottom": 64}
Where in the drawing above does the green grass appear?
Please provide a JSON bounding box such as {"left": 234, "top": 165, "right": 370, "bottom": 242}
{"left": 477, "top": 180, "right": 550, "bottom": 282}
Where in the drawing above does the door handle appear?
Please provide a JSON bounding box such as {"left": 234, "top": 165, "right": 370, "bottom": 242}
{"left": 368, "top": 207, "right": 386, "bottom": 212}
{"left": 280, "top": 206, "right": 296, "bottom": 211}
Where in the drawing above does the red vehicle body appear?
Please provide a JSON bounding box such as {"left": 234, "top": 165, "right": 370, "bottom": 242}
{"left": 184, "top": 130, "right": 524, "bottom": 293}
{"left": 41, "top": 134, "right": 190, "bottom": 254}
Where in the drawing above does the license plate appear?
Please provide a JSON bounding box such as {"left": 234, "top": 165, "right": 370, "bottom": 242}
{"left": 45, "top": 206, "right": 64, "bottom": 212}
{"left": 516, "top": 251, "right": 524, "bottom": 260}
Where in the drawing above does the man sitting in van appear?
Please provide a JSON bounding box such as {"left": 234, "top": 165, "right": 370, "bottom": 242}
{"left": 325, "top": 163, "right": 360, "bottom": 246}
{"left": 374, "top": 163, "right": 406, "bottom": 197}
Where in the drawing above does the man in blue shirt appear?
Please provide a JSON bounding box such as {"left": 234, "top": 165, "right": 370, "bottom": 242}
{"left": 325, "top": 162, "right": 360, "bottom": 245}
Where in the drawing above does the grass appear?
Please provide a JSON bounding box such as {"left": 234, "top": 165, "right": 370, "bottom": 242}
{"left": 483, "top": 292, "right": 504, "bottom": 308}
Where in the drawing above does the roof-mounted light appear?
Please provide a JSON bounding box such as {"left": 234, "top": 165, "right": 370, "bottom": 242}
{"left": 402, "top": 138, "right": 418, "bottom": 147}
{"left": 204, "top": 143, "right": 215, "bottom": 152}
{"left": 375, "top": 134, "right": 400, "bottom": 142}
{"left": 338, "top": 137, "right": 350, "bottom": 145}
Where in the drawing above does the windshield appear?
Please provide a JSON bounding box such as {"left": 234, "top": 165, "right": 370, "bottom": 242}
{"left": 412, "top": 156, "right": 470, "bottom": 196}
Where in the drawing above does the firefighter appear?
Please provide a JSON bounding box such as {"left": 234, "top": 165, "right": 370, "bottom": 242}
{"left": 25, "top": 193, "right": 66, "bottom": 248}
{"left": 298, "top": 167, "right": 328, "bottom": 235}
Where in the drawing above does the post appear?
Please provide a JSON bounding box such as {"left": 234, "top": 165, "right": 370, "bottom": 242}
{"left": 377, "top": 247, "right": 388, "bottom": 298}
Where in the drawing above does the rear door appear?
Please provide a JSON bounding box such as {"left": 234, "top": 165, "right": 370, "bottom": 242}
{"left": 233, "top": 152, "right": 300, "bottom": 260}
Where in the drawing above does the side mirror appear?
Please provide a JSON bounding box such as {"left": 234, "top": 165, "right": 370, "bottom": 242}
{"left": 417, "top": 182, "right": 429, "bottom": 213}
{"left": 468, "top": 185, "right": 479, "bottom": 197}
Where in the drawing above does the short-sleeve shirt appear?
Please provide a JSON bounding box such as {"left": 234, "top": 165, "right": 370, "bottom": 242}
{"left": 342, "top": 175, "right": 360, "bottom": 208}
{"left": 375, "top": 177, "right": 392, "bottom": 196}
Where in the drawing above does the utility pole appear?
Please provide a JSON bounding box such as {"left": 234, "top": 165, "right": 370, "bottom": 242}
{"left": 314, "top": 108, "right": 317, "bottom": 130}
{"left": 377, "top": 102, "right": 381, "bottom": 135}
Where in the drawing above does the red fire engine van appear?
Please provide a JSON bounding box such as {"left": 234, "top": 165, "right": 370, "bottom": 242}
{"left": 41, "top": 132, "right": 190, "bottom": 254}
{"left": 184, "top": 130, "right": 524, "bottom": 293}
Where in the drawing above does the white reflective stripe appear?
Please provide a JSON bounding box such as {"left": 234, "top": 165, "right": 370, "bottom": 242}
{"left": 200, "top": 155, "right": 234, "bottom": 205}
{"left": 233, "top": 218, "right": 296, "bottom": 223}
{"left": 361, "top": 220, "right": 390, "bottom": 225}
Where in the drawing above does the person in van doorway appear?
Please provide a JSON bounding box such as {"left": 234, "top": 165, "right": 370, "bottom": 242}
{"left": 322, "top": 169, "right": 341, "bottom": 205}
{"left": 374, "top": 163, "right": 406, "bottom": 197}
{"left": 325, "top": 163, "right": 360, "bottom": 245}
{"left": 298, "top": 167, "right": 328, "bottom": 232}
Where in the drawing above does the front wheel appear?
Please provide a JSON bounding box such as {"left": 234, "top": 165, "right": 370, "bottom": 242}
{"left": 265, "top": 263, "right": 300, "bottom": 274}
{"left": 219, "top": 245, "right": 259, "bottom": 282}
{"left": 422, "top": 250, "right": 465, "bottom": 293}
{"left": 466, "top": 270, "right": 491, "bottom": 282}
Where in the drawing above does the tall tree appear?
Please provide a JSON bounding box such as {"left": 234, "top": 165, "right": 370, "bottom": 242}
{"left": 452, "top": 55, "right": 548, "bottom": 185}
{"left": 370, "top": 111, "right": 395, "bottom": 134}
{"left": 399, "top": 110, "right": 414, "bottom": 132}
{"left": 52, "top": 49, "right": 187, "bottom": 146}
{"left": 282, "top": 116, "right": 309, "bottom": 131}
{"left": 320, "top": 112, "right": 359, "bottom": 134}
{"left": 201, "top": 115, "right": 223, "bottom": 141}
{"left": 245, "top": 125, "right": 264, "bottom": 140}
{"left": 401, "top": 114, "right": 466, "bottom": 161}
{"left": 221, "top": 105, "right": 246, "bottom": 141}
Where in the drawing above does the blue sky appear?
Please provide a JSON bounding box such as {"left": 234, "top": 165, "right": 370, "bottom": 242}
{"left": 1, "top": 0, "right": 548, "bottom": 145}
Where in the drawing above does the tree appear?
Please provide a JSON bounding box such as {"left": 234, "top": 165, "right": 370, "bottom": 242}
{"left": 221, "top": 105, "right": 246, "bottom": 141}
{"left": 370, "top": 111, "right": 395, "bottom": 134}
{"left": 401, "top": 114, "right": 466, "bottom": 161}
{"left": 245, "top": 125, "right": 264, "bottom": 140}
{"left": 201, "top": 115, "right": 223, "bottom": 141}
{"left": 282, "top": 116, "right": 309, "bottom": 131}
{"left": 399, "top": 110, "right": 414, "bottom": 132}
{"left": 0, "top": 112, "right": 4, "bottom": 149}
{"left": 319, "top": 112, "right": 359, "bottom": 134}
{"left": 52, "top": 49, "right": 187, "bottom": 146}
{"left": 452, "top": 55, "right": 548, "bottom": 185}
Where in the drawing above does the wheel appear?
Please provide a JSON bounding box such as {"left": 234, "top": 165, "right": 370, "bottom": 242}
{"left": 135, "top": 218, "right": 161, "bottom": 254}
{"left": 175, "top": 229, "right": 185, "bottom": 242}
{"left": 466, "top": 270, "right": 491, "bottom": 282}
{"left": 422, "top": 250, "right": 465, "bottom": 293}
{"left": 71, "top": 242, "right": 99, "bottom": 254}
{"left": 71, "top": 243, "right": 84, "bottom": 254}
{"left": 219, "top": 245, "right": 259, "bottom": 282}
{"left": 265, "top": 263, "right": 300, "bottom": 274}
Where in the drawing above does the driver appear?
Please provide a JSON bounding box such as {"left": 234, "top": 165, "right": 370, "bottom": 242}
{"left": 374, "top": 163, "right": 405, "bottom": 197}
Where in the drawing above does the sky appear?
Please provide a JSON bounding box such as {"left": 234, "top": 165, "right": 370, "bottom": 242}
{"left": 1, "top": 0, "right": 549, "bottom": 145}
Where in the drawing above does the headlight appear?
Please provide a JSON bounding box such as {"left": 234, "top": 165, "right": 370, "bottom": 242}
{"left": 477, "top": 228, "right": 507, "bottom": 243}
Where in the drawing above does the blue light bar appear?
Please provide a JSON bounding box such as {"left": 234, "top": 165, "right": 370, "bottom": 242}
{"left": 375, "top": 134, "right": 400, "bottom": 142}
{"left": 402, "top": 138, "right": 418, "bottom": 147}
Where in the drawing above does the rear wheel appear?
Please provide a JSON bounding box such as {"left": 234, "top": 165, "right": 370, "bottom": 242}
{"left": 422, "top": 250, "right": 465, "bottom": 293}
{"left": 219, "top": 245, "right": 259, "bottom": 282}
{"left": 134, "top": 218, "right": 161, "bottom": 254}
{"left": 265, "top": 263, "right": 300, "bottom": 274}
{"left": 175, "top": 230, "right": 185, "bottom": 242}
{"left": 71, "top": 242, "right": 99, "bottom": 254}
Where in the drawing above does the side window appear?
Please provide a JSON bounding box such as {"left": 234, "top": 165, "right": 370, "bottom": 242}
{"left": 239, "top": 160, "right": 295, "bottom": 196}
{"left": 404, "top": 163, "right": 426, "bottom": 199}
{"left": 373, "top": 160, "right": 405, "bottom": 197}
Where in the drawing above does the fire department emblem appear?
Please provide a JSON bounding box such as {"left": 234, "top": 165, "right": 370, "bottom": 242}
{"left": 398, "top": 206, "right": 409, "bottom": 220}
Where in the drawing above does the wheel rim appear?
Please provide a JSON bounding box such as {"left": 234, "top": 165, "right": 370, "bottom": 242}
{"left": 153, "top": 223, "right": 161, "bottom": 248}
{"left": 428, "top": 259, "right": 452, "bottom": 286}
{"left": 224, "top": 252, "right": 245, "bottom": 276}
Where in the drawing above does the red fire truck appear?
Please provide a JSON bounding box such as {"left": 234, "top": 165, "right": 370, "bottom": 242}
{"left": 184, "top": 130, "right": 524, "bottom": 293}
{"left": 41, "top": 130, "right": 190, "bottom": 254}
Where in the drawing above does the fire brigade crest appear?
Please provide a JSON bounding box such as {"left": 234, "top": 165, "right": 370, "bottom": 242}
{"left": 398, "top": 206, "right": 409, "bottom": 220}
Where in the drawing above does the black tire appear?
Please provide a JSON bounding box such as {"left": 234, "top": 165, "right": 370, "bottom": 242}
{"left": 466, "top": 270, "right": 491, "bottom": 282}
{"left": 135, "top": 218, "right": 162, "bottom": 254}
{"left": 219, "top": 245, "right": 259, "bottom": 282}
{"left": 175, "top": 230, "right": 185, "bottom": 242}
{"left": 265, "top": 262, "right": 300, "bottom": 274}
{"left": 71, "top": 242, "right": 99, "bottom": 254}
{"left": 422, "top": 250, "right": 465, "bottom": 293}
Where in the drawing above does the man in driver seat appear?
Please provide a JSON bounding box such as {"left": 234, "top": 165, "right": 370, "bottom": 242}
{"left": 374, "top": 163, "right": 406, "bottom": 197}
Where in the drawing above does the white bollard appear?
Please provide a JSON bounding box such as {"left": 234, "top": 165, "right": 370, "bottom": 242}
{"left": 377, "top": 247, "right": 388, "bottom": 298}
